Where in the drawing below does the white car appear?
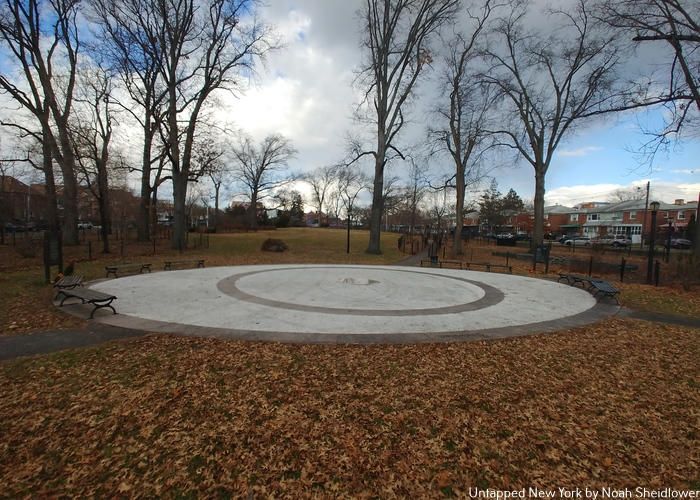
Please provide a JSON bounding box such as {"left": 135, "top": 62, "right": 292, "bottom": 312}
{"left": 77, "top": 221, "right": 93, "bottom": 229}
{"left": 564, "top": 236, "right": 591, "bottom": 246}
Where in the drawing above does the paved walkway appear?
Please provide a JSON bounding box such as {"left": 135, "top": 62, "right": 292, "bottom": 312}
{"left": 0, "top": 323, "right": 147, "bottom": 362}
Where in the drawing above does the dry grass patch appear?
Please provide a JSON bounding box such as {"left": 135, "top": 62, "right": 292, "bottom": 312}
{"left": 0, "top": 228, "right": 404, "bottom": 336}
{"left": 1, "top": 318, "right": 698, "bottom": 496}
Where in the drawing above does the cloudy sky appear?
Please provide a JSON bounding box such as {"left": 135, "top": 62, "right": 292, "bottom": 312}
{"left": 216, "top": 0, "right": 700, "bottom": 208}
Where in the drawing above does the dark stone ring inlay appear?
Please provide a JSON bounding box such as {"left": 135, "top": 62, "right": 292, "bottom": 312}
{"left": 217, "top": 266, "right": 504, "bottom": 316}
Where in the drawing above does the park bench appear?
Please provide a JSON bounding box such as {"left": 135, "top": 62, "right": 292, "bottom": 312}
{"left": 163, "top": 259, "right": 205, "bottom": 271}
{"left": 420, "top": 259, "right": 512, "bottom": 274}
{"left": 53, "top": 274, "right": 84, "bottom": 299}
{"left": 557, "top": 273, "right": 594, "bottom": 288}
{"left": 463, "top": 262, "right": 512, "bottom": 274}
{"left": 53, "top": 274, "right": 83, "bottom": 291}
{"left": 588, "top": 279, "right": 620, "bottom": 304}
{"left": 557, "top": 273, "right": 620, "bottom": 304}
{"left": 56, "top": 287, "right": 118, "bottom": 319}
{"left": 105, "top": 263, "right": 152, "bottom": 278}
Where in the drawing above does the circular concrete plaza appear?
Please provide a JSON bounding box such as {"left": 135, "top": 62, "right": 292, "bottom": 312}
{"left": 90, "top": 264, "right": 616, "bottom": 343}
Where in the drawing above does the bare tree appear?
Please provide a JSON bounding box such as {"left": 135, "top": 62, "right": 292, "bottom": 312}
{"left": 89, "top": 0, "right": 169, "bottom": 242}
{"left": 97, "top": 0, "right": 276, "bottom": 249}
{"left": 404, "top": 158, "right": 429, "bottom": 236}
{"left": 305, "top": 165, "right": 337, "bottom": 226}
{"left": 337, "top": 165, "right": 369, "bottom": 253}
{"left": 598, "top": 0, "right": 699, "bottom": 142}
{"left": 0, "top": 0, "right": 83, "bottom": 244}
{"left": 231, "top": 133, "right": 297, "bottom": 228}
{"left": 355, "top": 0, "right": 459, "bottom": 254}
{"left": 607, "top": 186, "right": 647, "bottom": 203}
{"left": 432, "top": 1, "right": 499, "bottom": 255}
{"left": 71, "top": 67, "right": 115, "bottom": 253}
{"left": 481, "top": 0, "right": 624, "bottom": 249}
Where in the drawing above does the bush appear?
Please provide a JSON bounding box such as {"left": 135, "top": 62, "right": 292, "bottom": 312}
{"left": 261, "top": 238, "right": 288, "bottom": 252}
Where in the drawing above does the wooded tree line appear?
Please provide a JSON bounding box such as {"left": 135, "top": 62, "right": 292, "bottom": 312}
{"left": 0, "top": 0, "right": 282, "bottom": 251}
{"left": 0, "top": 0, "right": 697, "bottom": 256}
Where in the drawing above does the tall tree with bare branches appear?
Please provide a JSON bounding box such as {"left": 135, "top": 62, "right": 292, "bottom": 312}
{"left": 355, "top": 0, "right": 459, "bottom": 254}
{"left": 88, "top": 0, "right": 169, "bottom": 243}
{"left": 305, "top": 165, "right": 337, "bottom": 226}
{"left": 0, "top": 0, "right": 82, "bottom": 244}
{"left": 231, "top": 133, "right": 297, "bottom": 229}
{"left": 70, "top": 67, "right": 114, "bottom": 253}
{"left": 432, "top": 0, "right": 498, "bottom": 255}
{"left": 480, "top": 0, "right": 623, "bottom": 249}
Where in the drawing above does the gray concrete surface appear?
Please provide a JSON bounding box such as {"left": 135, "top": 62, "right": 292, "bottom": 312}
{"left": 82, "top": 264, "right": 617, "bottom": 343}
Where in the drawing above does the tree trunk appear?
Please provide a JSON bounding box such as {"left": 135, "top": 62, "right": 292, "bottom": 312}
{"left": 453, "top": 162, "right": 465, "bottom": 256}
{"left": 59, "top": 158, "right": 79, "bottom": 245}
{"left": 42, "top": 129, "right": 60, "bottom": 233}
{"left": 366, "top": 148, "right": 385, "bottom": 254}
{"left": 96, "top": 160, "right": 111, "bottom": 253}
{"left": 171, "top": 173, "right": 187, "bottom": 250}
{"left": 213, "top": 184, "right": 220, "bottom": 231}
{"left": 532, "top": 167, "right": 546, "bottom": 252}
{"left": 151, "top": 188, "right": 159, "bottom": 236}
{"left": 248, "top": 191, "right": 258, "bottom": 229}
{"left": 54, "top": 122, "right": 79, "bottom": 245}
{"left": 137, "top": 118, "right": 153, "bottom": 242}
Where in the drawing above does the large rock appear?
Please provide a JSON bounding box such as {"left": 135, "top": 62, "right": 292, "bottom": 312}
{"left": 261, "top": 238, "right": 288, "bottom": 252}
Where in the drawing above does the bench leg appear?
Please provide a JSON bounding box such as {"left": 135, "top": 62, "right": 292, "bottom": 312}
{"left": 90, "top": 301, "right": 117, "bottom": 319}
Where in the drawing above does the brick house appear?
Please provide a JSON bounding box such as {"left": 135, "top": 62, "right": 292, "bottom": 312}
{"left": 577, "top": 199, "right": 698, "bottom": 243}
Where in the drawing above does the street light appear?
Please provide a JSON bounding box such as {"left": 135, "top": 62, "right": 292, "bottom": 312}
{"left": 646, "top": 201, "right": 660, "bottom": 284}
{"left": 665, "top": 217, "right": 674, "bottom": 262}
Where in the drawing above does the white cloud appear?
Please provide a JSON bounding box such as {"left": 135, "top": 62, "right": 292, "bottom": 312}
{"left": 670, "top": 169, "right": 698, "bottom": 175}
{"left": 545, "top": 181, "right": 700, "bottom": 206}
{"left": 557, "top": 146, "right": 603, "bottom": 157}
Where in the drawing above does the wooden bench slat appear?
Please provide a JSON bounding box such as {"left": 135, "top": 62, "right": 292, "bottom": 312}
{"left": 420, "top": 259, "right": 512, "bottom": 274}
{"left": 105, "top": 263, "right": 152, "bottom": 278}
{"left": 163, "top": 259, "right": 205, "bottom": 270}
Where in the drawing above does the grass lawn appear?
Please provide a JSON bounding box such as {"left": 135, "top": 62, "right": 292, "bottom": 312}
{"left": 0, "top": 228, "right": 698, "bottom": 495}
{"left": 0, "top": 228, "right": 404, "bottom": 335}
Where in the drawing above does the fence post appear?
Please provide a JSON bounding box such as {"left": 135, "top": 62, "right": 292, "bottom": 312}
{"left": 120, "top": 239, "right": 124, "bottom": 258}
{"left": 153, "top": 237, "right": 156, "bottom": 255}
{"left": 588, "top": 256, "right": 593, "bottom": 277}
{"left": 654, "top": 260, "right": 660, "bottom": 287}
{"left": 88, "top": 241, "right": 92, "bottom": 260}
{"left": 620, "top": 257, "right": 626, "bottom": 283}
{"left": 505, "top": 252, "right": 510, "bottom": 267}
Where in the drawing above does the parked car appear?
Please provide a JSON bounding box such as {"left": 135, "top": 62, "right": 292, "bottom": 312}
{"left": 670, "top": 238, "right": 692, "bottom": 249}
{"left": 77, "top": 221, "right": 93, "bottom": 229}
{"left": 559, "top": 234, "right": 578, "bottom": 244}
{"left": 4, "top": 221, "right": 26, "bottom": 232}
{"left": 563, "top": 236, "right": 591, "bottom": 246}
{"left": 592, "top": 235, "right": 631, "bottom": 247}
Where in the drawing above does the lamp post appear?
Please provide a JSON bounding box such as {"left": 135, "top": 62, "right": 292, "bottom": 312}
{"left": 665, "top": 218, "right": 673, "bottom": 262}
{"left": 646, "top": 201, "right": 660, "bottom": 284}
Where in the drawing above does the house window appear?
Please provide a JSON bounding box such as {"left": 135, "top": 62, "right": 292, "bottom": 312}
{"left": 587, "top": 214, "right": 599, "bottom": 221}
{"left": 629, "top": 211, "right": 636, "bottom": 220}
{"left": 677, "top": 211, "right": 685, "bottom": 220}
{"left": 570, "top": 214, "right": 578, "bottom": 222}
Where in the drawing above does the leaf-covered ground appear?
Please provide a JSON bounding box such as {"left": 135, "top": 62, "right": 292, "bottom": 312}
{"left": 1, "top": 318, "right": 698, "bottom": 496}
